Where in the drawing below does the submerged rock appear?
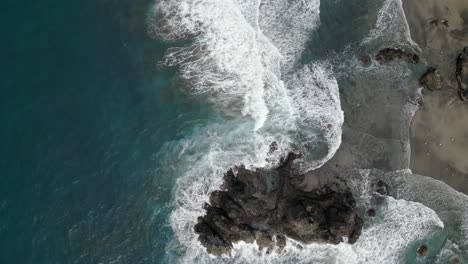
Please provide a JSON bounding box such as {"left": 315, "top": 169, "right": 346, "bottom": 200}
{"left": 375, "top": 48, "right": 419, "bottom": 64}
{"left": 359, "top": 54, "right": 371, "bottom": 65}
{"left": 420, "top": 67, "right": 442, "bottom": 91}
{"left": 375, "top": 180, "right": 389, "bottom": 195}
{"left": 456, "top": 47, "right": 468, "bottom": 100}
{"left": 194, "top": 153, "right": 363, "bottom": 255}
{"left": 417, "top": 244, "right": 428, "bottom": 257}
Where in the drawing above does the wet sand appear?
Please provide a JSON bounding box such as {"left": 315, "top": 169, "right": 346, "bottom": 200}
{"left": 403, "top": 0, "right": 468, "bottom": 194}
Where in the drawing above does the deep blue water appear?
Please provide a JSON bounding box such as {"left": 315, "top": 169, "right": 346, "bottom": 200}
{"left": 0, "top": 0, "right": 199, "bottom": 263}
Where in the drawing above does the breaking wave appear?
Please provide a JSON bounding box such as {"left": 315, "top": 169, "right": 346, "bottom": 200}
{"left": 148, "top": 0, "right": 467, "bottom": 263}
{"left": 149, "top": 0, "right": 345, "bottom": 262}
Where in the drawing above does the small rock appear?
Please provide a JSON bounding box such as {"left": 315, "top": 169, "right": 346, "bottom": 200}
{"left": 376, "top": 48, "right": 406, "bottom": 62}
{"left": 429, "top": 19, "right": 449, "bottom": 27}
{"left": 411, "top": 54, "right": 420, "bottom": 64}
{"left": 375, "top": 48, "right": 419, "bottom": 64}
{"left": 375, "top": 180, "right": 389, "bottom": 195}
{"left": 359, "top": 54, "right": 371, "bottom": 65}
{"left": 275, "top": 234, "right": 286, "bottom": 252}
{"left": 460, "top": 89, "right": 468, "bottom": 101}
{"left": 419, "top": 67, "right": 442, "bottom": 91}
{"left": 417, "top": 244, "right": 428, "bottom": 257}
{"left": 269, "top": 141, "right": 279, "bottom": 154}
{"left": 367, "top": 208, "right": 376, "bottom": 217}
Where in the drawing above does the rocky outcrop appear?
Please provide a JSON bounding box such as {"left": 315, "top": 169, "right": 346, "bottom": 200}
{"left": 375, "top": 48, "right": 419, "bottom": 64}
{"left": 419, "top": 67, "right": 442, "bottom": 91}
{"left": 456, "top": 47, "right": 468, "bottom": 101}
{"left": 194, "top": 153, "right": 363, "bottom": 255}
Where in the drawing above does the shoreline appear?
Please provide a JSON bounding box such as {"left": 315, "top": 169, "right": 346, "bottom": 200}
{"left": 402, "top": 0, "right": 468, "bottom": 194}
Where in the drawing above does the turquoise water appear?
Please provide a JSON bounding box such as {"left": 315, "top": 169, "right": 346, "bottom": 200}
{"left": 0, "top": 0, "right": 200, "bottom": 262}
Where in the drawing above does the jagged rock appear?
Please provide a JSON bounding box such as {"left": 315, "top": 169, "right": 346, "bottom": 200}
{"left": 254, "top": 230, "right": 273, "bottom": 251}
{"left": 367, "top": 208, "right": 376, "bottom": 217}
{"left": 275, "top": 234, "right": 286, "bottom": 252}
{"left": 375, "top": 48, "right": 419, "bottom": 64}
{"left": 194, "top": 217, "right": 232, "bottom": 256}
{"left": 417, "top": 244, "right": 428, "bottom": 257}
{"left": 420, "top": 67, "right": 442, "bottom": 91}
{"left": 456, "top": 47, "right": 468, "bottom": 100}
{"left": 194, "top": 153, "right": 363, "bottom": 255}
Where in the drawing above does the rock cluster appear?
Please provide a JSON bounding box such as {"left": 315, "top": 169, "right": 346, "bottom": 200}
{"left": 456, "top": 47, "right": 468, "bottom": 101}
{"left": 375, "top": 48, "right": 419, "bottom": 64}
{"left": 194, "top": 153, "right": 363, "bottom": 255}
{"left": 419, "top": 67, "right": 442, "bottom": 91}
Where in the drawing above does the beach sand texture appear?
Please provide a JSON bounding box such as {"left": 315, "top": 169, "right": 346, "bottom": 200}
{"left": 404, "top": 0, "right": 468, "bottom": 193}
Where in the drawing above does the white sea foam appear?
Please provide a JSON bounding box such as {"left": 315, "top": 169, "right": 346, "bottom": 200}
{"left": 148, "top": 0, "right": 455, "bottom": 263}
{"left": 150, "top": 0, "right": 347, "bottom": 262}
{"left": 150, "top": 0, "right": 327, "bottom": 130}
{"left": 352, "top": 197, "right": 444, "bottom": 264}
{"left": 364, "top": 0, "right": 418, "bottom": 49}
{"left": 225, "top": 197, "right": 443, "bottom": 264}
{"left": 435, "top": 239, "right": 465, "bottom": 264}
{"left": 150, "top": 0, "right": 342, "bottom": 181}
{"left": 350, "top": 169, "right": 468, "bottom": 262}
{"left": 285, "top": 63, "right": 343, "bottom": 172}
{"left": 257, "top": 0, "right": 321, "bottom": 68}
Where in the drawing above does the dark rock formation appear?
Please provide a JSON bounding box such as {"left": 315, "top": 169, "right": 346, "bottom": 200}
{"left": 367, "top": 209, "right": 376, "bottom": 217}
{"left": 460, "top": 90, "right": 468, "bottom": 101}
{"left": 375, "top": 180, "right": 389, "bottom": 195}
{"left": 429, "top": 19, "right": 449, "bottom": 27}
{"left": 194, "top": 153, "right": 363, "bottom": 255}
{"left": 456, "top": 47, "right": 468, "bottom": 101}
{"left": 372, "top": 179, "right": 390, "bottom": 204}
{"left": 417, "top": 244, "right": 428, "bottom": 257}
{"left": 375, "top": 48, "right": 419, "bottom": 64}
{"left": 419, "top": 67, "right": 442, "bottom": 91}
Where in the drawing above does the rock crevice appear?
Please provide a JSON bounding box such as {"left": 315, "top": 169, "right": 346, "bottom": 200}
{"left": 194, "top": 153, "right": 363, "bottom": 255}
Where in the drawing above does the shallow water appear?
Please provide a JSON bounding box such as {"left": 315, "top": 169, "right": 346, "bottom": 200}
{"left": 0, "top": 0, "right": 199, "bottom": 263}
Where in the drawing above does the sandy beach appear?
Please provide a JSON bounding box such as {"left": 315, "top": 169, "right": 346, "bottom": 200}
{"left": 402, "top": 0, "right": 468, "bottom": 194}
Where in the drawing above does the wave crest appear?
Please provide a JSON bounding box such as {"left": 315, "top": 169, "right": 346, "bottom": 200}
{"left": 150, "top": 0, "right": 348, "bottom": 262}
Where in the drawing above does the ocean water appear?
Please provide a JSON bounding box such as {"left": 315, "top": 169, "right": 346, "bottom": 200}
{"left": 1, "top": 0, "right": 467, "bottom": 264}
{"left": 0, "top": 0, "right": 194, "bottom": 263}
